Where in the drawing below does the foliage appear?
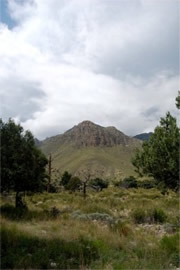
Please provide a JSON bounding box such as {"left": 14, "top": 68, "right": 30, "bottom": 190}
{"left": 89, "top": 178, "right": 109, "bottom": 191}
{"left": 138, "top": 179, "right": 156, "bottom": 189}
{"left": 1, "top": 187, "right": 179, "bottom": 269}
{"left": 132, "top": 208, "right": 167, "bottom": 224}
{"left": 111, "top": 220, "right": 132, "bottom": 236}
{"left": 152, "top": 208, "right": 167, "bottom": 223}
{"left": 1, "top": 225, "right": 99, "bottom": 269}
{"left": 132, "top": 208, "right": 147, "bottom": 224}
{"left": 120, "top": 176, "right": 138, "bottom": 188}
{"left": 61, "top": 171, "right": 72, "bottom": 189}
{"left": 71, "top": 211, "right": 114, "bottom": 225}
{"left": 0, "top": 119, "right": 48, "bottom": 206}
{"left": 175, "top": 90, "right": 180, "bottom": 109}
{"left": 132, "top": 112, "right": 179, "bottom": 190}
{"left": 161, "top": 234, "right": 180, "bottom": 267}
{"left": 66, "top": 177, "right": 81, "bottom": 191}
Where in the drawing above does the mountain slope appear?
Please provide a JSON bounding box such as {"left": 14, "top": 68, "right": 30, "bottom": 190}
{"left": 39, "top": 121, "right": 141, "bottom": 179}
{"left": 133, "top": 132, "right": 153, "bottom": 141}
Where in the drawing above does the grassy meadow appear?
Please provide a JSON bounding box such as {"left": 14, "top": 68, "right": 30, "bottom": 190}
{"left": 1, "top": 186, "right": 179, "bottom": 269}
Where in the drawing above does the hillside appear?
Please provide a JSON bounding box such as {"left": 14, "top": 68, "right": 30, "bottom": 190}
{"left": 39, "top": 121, "right": 141, "bottom": 179}
{"left": 133, "top": 132, "right": 153, "bottom": 141}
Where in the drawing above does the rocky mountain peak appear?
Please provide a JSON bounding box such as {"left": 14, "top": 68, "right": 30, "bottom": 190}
{"left": 63, "top": 120, "right": 135, "bottom": 147}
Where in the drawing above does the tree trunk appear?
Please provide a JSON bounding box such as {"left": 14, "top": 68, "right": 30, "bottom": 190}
{"left": 83, "top": 182, "right": 86, "bottom": 199}
{"left": 47, "top": 154, "right": 52, "bottom": 192}
{"left": 15, "top": 192, "right": 23, "bottom": 208}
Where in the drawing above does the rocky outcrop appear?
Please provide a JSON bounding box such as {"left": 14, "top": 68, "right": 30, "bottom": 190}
{"left": 63, "top": 120, "right": 137, "bottom": 147}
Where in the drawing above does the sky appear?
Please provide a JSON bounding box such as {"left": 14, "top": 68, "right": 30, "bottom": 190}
{"left": 0, "top": 0, "right": 179, "bottom": 139}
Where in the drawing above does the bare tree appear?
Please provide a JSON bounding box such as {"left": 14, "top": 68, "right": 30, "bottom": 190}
{"left": 76, "top": 167, "right": 105, "bottom": 198}
{"left": 75, "top": 167, "right": 93, "bottom": 199}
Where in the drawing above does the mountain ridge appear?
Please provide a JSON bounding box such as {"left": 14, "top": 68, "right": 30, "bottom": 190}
{"left": 39, "top": 120, "right": 142, "bottom": 179}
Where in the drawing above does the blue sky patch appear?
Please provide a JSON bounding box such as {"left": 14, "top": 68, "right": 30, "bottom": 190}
{"left": 0, "top": 0, "right": 16, "bottom": 29}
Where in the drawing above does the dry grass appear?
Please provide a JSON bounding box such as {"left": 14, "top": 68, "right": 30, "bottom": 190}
{"left": 1, "top": 187, "right": 179, "bottom": 269}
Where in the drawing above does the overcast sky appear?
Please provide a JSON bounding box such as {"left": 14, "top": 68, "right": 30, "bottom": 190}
{"left": 0, "top": 0, "right": 179, "bottom": 139}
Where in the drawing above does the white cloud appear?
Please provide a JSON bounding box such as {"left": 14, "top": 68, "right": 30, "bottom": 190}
{"left": 0, "top": 0, "right": 179, "bottom": 139}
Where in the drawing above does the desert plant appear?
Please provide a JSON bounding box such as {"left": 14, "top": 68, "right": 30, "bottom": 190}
{"left": 132, "top": 208, "right": 167, "bottom": 224}
{"left": 152, "top": 208, "right": 167, "bottom": 223}
{"left": 132, "top": 208, "right": 147, "bottom": 223}
{"left": 111, "top": 220, "right": 132, "bottom": 236}
{"left": 138, "top": 179, "right": 156, "bottom": 189}
{"left": 66, "top": 177, "right": 81, "bottom": 191}
{"left": 61, "top": 171, "right": 72, "bottom": 189}
{"left": 89, "top": 178, "right": 109, "bottom": 191}
{"left": 121, "top": 176, "right": 138, "bottom": 189}
{"left": 161, "top": 234, "right": 180, "bottom": 267}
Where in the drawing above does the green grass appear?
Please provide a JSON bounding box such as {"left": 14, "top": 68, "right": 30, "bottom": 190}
{"left": 1, "top": 187, "right": 179, "bottom": 269}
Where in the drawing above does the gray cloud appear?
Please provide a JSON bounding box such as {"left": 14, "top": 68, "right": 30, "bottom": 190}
{"left": 0, "top": 78, "right": 46, "bottom": 122}
{"left": 0, "top": 0, "right": 178, "bottom": 139}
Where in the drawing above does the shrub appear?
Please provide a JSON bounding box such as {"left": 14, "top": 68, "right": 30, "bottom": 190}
{"left": 71, "top": 211, "right": 114, "bottom": 225}
{"left": 111, "top": 220, "right": 132, "bottom": 236}
{"left": 50, "top": 207, "right": 61, "bottom": 218}
{"left": 61, "top": 171, "right": 72, "bottom": 189}
{"left": 161, "top": 234, "right": 180, "bottom": 267}
{"left": 66, "top": 177, "right": 81, "bottom": 191}
{"left": 132, "top": 208, "right": 147, "bottom": 224}
{"left": 49, "top": 183, "right": 58, "bottom": 193}
{"left": 121, "top": 176, "right": 138, "bottom": 189}
{"left": 152, "top": 208, "right": 167, "bottom": 223}
{"left": 132, "top": 208, "right": 167, "bottom": 224}
{"left": 138, "top": 179, "right": 156, "bottom": 189}
{"left": 89, "top": 178, "right": 109, "bottom": 191}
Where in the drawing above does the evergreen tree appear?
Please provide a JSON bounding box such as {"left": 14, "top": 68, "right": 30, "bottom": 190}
{"left": 0, "top": 119, "right": 48, "bottom": 207}
{"left": 61, "top": 171, "right": 72, "bottom": 188}
{"left": 132, "top": 112, "right": 179, "bottom": 190}
{"left": 175, "top": 91, "right": 180, "bottom": 109}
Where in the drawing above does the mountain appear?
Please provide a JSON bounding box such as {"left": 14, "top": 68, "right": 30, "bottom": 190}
{"left": 39, "top": 121, "right": 141, "bottom": 179}
{"left": 133, "top": 132, "right": 153, "bottom": 141}
{"left": 34, "top": 138, "right": 42, "bottom": 146}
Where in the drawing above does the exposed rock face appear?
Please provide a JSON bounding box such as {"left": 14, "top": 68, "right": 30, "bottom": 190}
{"left": 63, "top": 120, "right": 136, "bottom": 147}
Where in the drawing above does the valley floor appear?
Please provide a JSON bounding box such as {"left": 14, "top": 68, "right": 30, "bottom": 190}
{"left": 1, "top": 187, "right": 179, "bottom": 269}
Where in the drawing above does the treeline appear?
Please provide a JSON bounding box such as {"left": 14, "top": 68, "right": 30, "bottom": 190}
{"left": 0, "top": 119, "right": 48, "bottom": 208}
{"left": 1, "top": 92, "right": 179, "bottom": 207}
{"left": 50, "top": 171, "right": 109, "bottom": 196}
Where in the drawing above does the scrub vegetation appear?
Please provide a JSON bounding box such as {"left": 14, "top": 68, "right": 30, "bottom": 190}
{"left": 1, "top": 187, "right": 179, "bottom": 269}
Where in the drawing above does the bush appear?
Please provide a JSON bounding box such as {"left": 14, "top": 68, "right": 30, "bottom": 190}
{"left": 138, "top": 179, "right": 156, "bottom": 189}
{"left": 61, "top": 171, "right": 72, "bottom": 189}
{"left": 132, "top": 208, "right": 167, "bottom": 224}
{"left": 89, "top": 178, "right": 109, "bottom": 191}
{"left": 111, "top": 220, "right": 132, "bottom": 236}
{"left": 132, "top": 208, "right": 147, "bottom": 224}
{"left": 152, "top": 208, "right": 167, "bottom": 223}
{"left": 121, "top": 176, "right": 138, "bottom": 189}
{"left": 49, "top": 183, "right": 58, "bottom": 193}
{"left": 50, "top": 207, "right": 61, "bottom": 218}
{"left": 71, "top": 211, "right": 114, "bottom": 225}
{"left": 66, "top": 177, "right": 81, "bottom": 191}
{"left": 161, "top": 234, "right": 180, "bottom": 267}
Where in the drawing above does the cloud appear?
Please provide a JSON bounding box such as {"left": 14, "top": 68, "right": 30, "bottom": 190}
{"left": 0, "top": 0, "right": 179, "bottom": 139}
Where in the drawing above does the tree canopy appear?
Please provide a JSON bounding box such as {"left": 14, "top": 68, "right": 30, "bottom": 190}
{"left": 132, "top": 112, "right": 179, "bottom": 190}
{"left": 1, "top": 119, "right": 48, "bottom": 203}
